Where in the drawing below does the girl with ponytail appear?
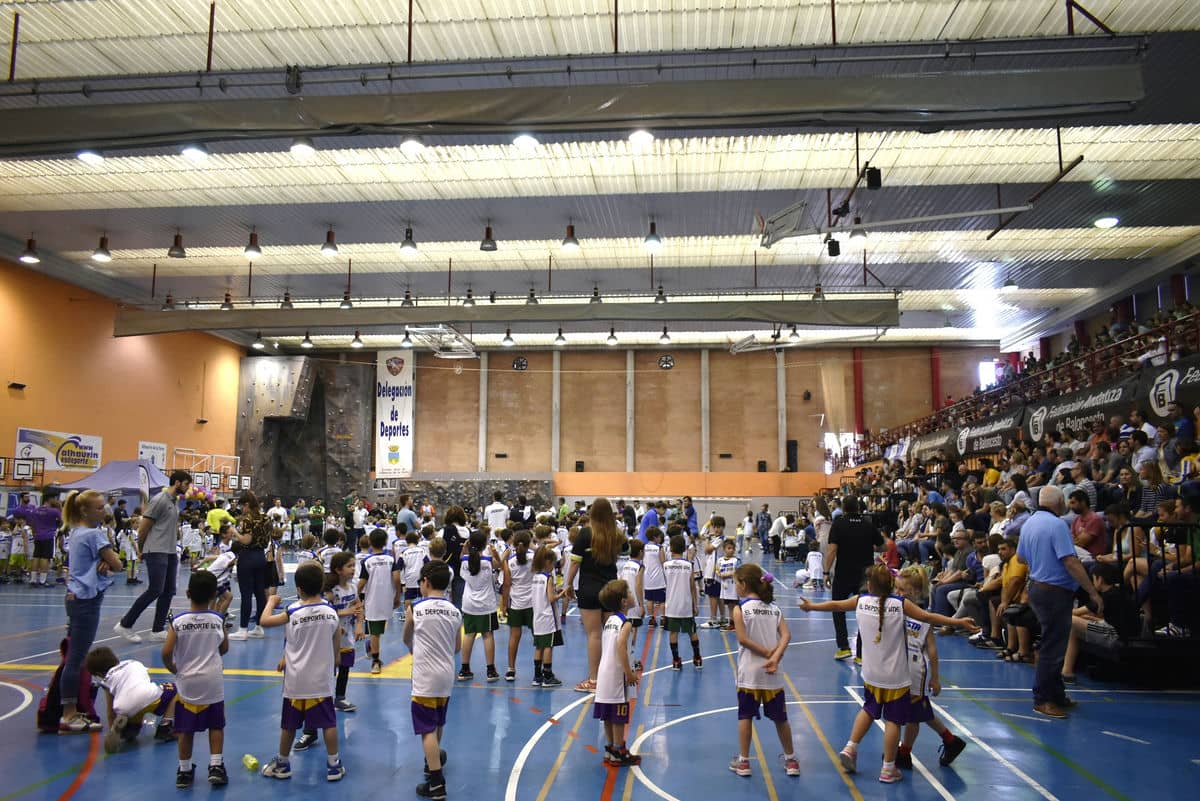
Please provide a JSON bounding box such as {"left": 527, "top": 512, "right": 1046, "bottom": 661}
{"left": 504, "top": 530, "right": 535, "bottom": 681}
{"left": 801, "top": 564, "right": 977, "bottom": 783}
{"left": 459, "top": 530, "right": 506, "bottom": 683}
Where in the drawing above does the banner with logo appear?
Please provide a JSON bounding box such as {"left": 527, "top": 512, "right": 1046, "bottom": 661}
{"left": 375, "top": 351, "right": 414, "bottom": 478}
{"left": 910, "top": 428, "right": 960, "bottom": 462}
{"left": 955, "top": 406, "right": 1026, "bottom": 456}
{"left": 1021, "top": 377, "right": 1139, "bottom": 442}
{"left": 137, "top": 440, "right": 168, "bottom": 468}
{"left": 1139, "top": 354, "right": 1200, "bottom": 425}
{"left": 15, "top": 427, "right": 103, "bottom": 472}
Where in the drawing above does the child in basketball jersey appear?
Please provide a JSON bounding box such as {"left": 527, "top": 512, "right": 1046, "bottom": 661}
{"left": 594, "top": 580, "right": 641, "bottom": 767}
{"left": 162, "top": 571, "right": 229, "bottom": 787}
{"left": 618, "top": 539, "right": 646, "bottom": 666}
{"left": 716, "top": 539, "right": 742, "bottom": 631}
{"left": 531, "top": 545, "right": 565, "bottom": 687}
{"left": 504, "top": 531, "right": 535, "bottom": 682}
{"left": 801, "top": 564, "right": 974, "bottom": 784}
{"left": 457, "top": 530, "right": 507, "bottom": 683}
{"left": 403, "top": 561, "right": 462, "bottom": 800}
{"left": 258, "top": 561, "right": 346, "bottom": 782}
{"left": 803, "top": 543, "right": 824, "bottom": 589}
{"left": 0, "top": 521, "right": 11, "bottom": 583}
{"left": 642, "top": 527, "right": 667, "bottom": 627}
{"left": 399, "top": 531, "right": 429, "bottom": 614}
{"left": 317, "top": 529, "right": 343, "bottom": 572}
{"left": 85, "top": 646, "right": 178, "bottom": 753}
{"left": 295, "top": 533, "right": 319, "bottom": 563}
{"left": 728, "top": 564, "right": 799, "bottom": 779}
{"left": 701, "top": 519, "right": 726, "bottom": 627}
{"left": 894, "top": 567, "right": 967, "bottom": 768}
{"left": 359, "top": 529, "right": 401, "bottom": 675}
{"left": 663, "top": 534, "right": 702, "bottom": 671}
{"left": 196, "top": 542, "right": 236, "bottom": 619}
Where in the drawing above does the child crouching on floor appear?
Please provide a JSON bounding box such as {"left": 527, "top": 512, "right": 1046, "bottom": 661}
{"left": 85, "top": 646, "right": 178, "bottom": 753}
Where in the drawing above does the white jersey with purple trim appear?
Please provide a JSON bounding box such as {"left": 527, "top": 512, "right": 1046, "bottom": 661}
{"left": 904, "top": 617, "right": 933, "bottom": 697}
{"left": 202, "top": 552, "right": 236, "bottom": 587}
{"left": 282, "top": 600, "right": 338, "bottom": 699}
{"left": 361, "top": 552, "right": 398, "bottom": 621}
{"left": 169, "top": 610, "right": 226, "bottom": 704}
{"left": 410, "top": 596, "right": 462, "bottom": 698}
{"left": 717, "top": 555, "right": 742, "bottom": 601}
{"left": 330, "top": 581, "right": 359, "bottom": 650}
{"left": 317, "top": 545, "right": 340, "bottom": 572}
{"left": 617, "top": 559, "right": 643, "bottom": 617}
{"left": 642, "top": 542, "right": 666, "bottom": 590}
{"left": 734, "top": 598, "right": 784, "bottom": 691}
{"left": 663, "top": 557, "right": 695, "bottom": 619}
{"left": 99, "top": 659, "right": 164, "bottom": 717}
{"left": 857, "top": 594, "right": 910, "bottom": 690}
{"left": 594, "top": 612, "right": 629, "bottom": 705}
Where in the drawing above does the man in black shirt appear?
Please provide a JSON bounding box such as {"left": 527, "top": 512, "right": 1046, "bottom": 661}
{"left": 824, "top": 496, "right": 884, "bottom": 660}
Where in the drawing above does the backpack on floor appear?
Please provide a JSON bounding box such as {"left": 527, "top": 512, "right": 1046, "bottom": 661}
{"left": 36, "top": 638, "right": 100, "bottom": 733}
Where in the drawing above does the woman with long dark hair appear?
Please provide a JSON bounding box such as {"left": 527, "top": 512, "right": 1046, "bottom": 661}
{"left": 564, "top": 497, "right": 625, "bottom": 692}
{"left": 229, "top": 491, "right": 273, "bottom": 640}
{"left": 442, "top": 505, "right": 470, "bottom": 607}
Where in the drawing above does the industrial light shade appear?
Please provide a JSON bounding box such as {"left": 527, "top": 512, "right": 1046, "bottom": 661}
{"left": 463, "top": 288, "right": 476, "bottom": 307}
{"left": 848, "top": 217, "right": 867, "bottom": 241}
{"left": 167, "top": 232, "right": 186, "bottom": 259}
{"left": 340, "top": 290, "right": 353, "bottom": 310}
{"left": 321, "top": 229, "right": 339, "bottom": 256}
{"left": 1002, "top": 278, "right": 1019, "bottom": 292}
{"left": 401, "top": 329, "right": 413, "bottom": 348}
{"left": 512, "top": 134, "right": 539, "bottom": 152}
{"left": 555, "top": 328, "right": 566, "bottom": 346}
{"left": 244, "top": 231, "right": 262, "bottom": 258}
{"left": 812, "top": 283, "right": 824, "bottom": 301}
{"left": 654, "top": 285, "right": 667, "bottom": 304}
{"left": 606, "top": 327, "right": 618, "bottom": 346}
{"left": 77, "top": 149, "right": 104, "bottom": 166}
{"left": 290, "top": 138, "right": 316, "bottom": 159}
{"left": 401, "top": 289, "right": 415, "bottom": 307}
{"left": 629, "top": 129, "right": 654, "bottom": 149}
{"left": 480, "top": 225, "right": 497, "bottom": 252}
{"left": 644, "top": 221, "right": 662, "bottom": 253}
{"left": 400, "top": 137, "right": 425, "bottom": 157}
{"left": 181, "top": 143, "right": 209, "bottom": 163}
{"left": 300, "top": 332, "right": 314, "bottom": 349}
{"left": 18, "top": 238, "right": 40, "bottom": 264}
{"left": 1094, "top": 216, "right": 1120, "bottom": 229}
{"left": 252, "top": 332, "right": 266, "bottom": 350}
{"left": 659, "top": 326, "right": 670, "bottom": 345}
{"left": 561, "top": 223, "right": 580, "bottom": 253}
{"left": 91, "top": 235, "right": 113, "bottom": 262}
{"left": 219, "top": 292, "right": 234, "bottom": 311}
{"left": 789, "top": 324, "right": 800, "bottom": 342}
{"left": 590, "top": 286, "right": 602, "bottom": 304}
{"left": 502, "top": 327, "right": 515, "bottom": 347}
{"left": 399, "top": 227, "right": 418, "bottom": 255}
{"left": 350, "top": 330, "right": 364, "bottom": 349}
{"left": 161, "top": 292, "right": 175, "bottom": 311}
{"left": 280, "top": 291, "right": 294, "bottom": 310}
{"left": 526, "top": 288, "right": 539, "bottom": 305}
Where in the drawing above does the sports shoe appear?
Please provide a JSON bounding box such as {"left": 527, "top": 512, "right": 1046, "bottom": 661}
{"left": 247, "top": 626, "right": 265, "bottom": 638}
{"left": 228, "top": 629, "right": 248, "bottom": 641}
{"left": 879, "top": 765, "right": 903, "bottom": 784}
{"left": 456, "top": 668, "right": 474, "bottom": 682}
{"left": 293, "top": 732, "right": 319, "bottom": 751}
{"left": 1033, "top": 702, "right": 1068, "bottom": 719}
{"left": 486, "top": 667, "right": 500, "bottom": 683}
{"left": 781, "top": 755, "right": 801, "bottom": 776}
{"left": 531, "top": 675, "right": 543, "bottom": 688}
{"left": 728, "top": 756, "right": 751, "bottom": 776}
{"left": 208, "top": 763, "right": 229, "bottom": 786}
{"left": 155, "top": 720, "right": 176, "bottom": 742}
{"left": 113, "top": 622, "right": 143, "bottom": 643}
{"left": 838, "top": 748, "right": 857, "bottom": 774}
{"left": 854, "top": 656, "right": 862, "bottom": 666}
{"left": 326, "top": 759, "right": 346, "bottom": 782}
{"left": 504, "top": 670, "right": 516, "bottom": 682}
{"left": 693, "top": 655, "right": 703, "bottom": 670}
{"left": 720, "top": 623, "right": 734, "bottom": 632}
{"left": 894, "top": 749, "right": 913, "bottom": 769}
{"left": 334, "top": 698, "right": 357, "bottom": 712}
{"left": 540, "top": 674, "right": 563, "bottom": 688}
{"left": 260, "top": 757, "right": 292, "bottom": 779}
{"left": 834, "top": 649, "right": 854, "bottom": 661}
{"left": 1155, "top": 623, "right": 1191, "bottom": 638}
{"left": 703, "top": 619, "right": 721, "bottom": 628}
{"left": 611, "top": 749, "right": 642, "bottom": 767}
{"left": 648, "top": 617, "right": 657, "bottom": 628}
{"left": 176, "top": 766, "right": 195, "bottom": 788}
{"left": 415, "top": 780, "right": 447, "bottom": 799}
{"left": 148, "top": 630, "right": 168, "bottom": 642}
{"left": 423, "top": 749, "right": 448, "bottom": 778}
{"left": 938, "top": 735, "right": 966, "bottom": 766}
{"left": 672, "top": 657, "right": 682, "bottom": 671}
{"left": 371, "top": 661, "right": 382, "bottom": 675}
{"left": 102, "top": 714, "right": 128, "bottom": 750}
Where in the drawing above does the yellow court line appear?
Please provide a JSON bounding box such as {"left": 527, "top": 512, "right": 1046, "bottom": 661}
{"left": 782, "top": 671, "right": 866, "bottom": 801}
{"left": 534, "top": 694, "right": 594, "bottom": 801}
{"left": 0, "top": 654, "right": 412, "bottom": 680}
{"left": 720, "top": 629, "right": 780, "bottom": 801}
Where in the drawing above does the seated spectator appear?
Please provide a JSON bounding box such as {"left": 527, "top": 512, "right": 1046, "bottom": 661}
{"left": 1061, "top": 561, "right": 1140, "bottom": 682}
{"left": 931, "top": 529, "right": 973, "bottom": 619}
{"left": 1068, "top": 490, "right": 1108, "bottom": 558}
{"left": 1130, "top": 430, "right": 1157, "bottom": 473}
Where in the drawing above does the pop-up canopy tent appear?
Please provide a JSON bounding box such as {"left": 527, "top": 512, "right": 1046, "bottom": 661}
{"left": 53, "top": 459, "right": 170, "bottom": 497}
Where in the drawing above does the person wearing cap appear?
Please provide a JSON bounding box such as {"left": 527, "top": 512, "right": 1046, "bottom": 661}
{"left": 1016, "top": 486, "right": 1104, "bottom": 719}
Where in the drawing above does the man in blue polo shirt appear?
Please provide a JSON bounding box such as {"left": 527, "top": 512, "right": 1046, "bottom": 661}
{"left": 637, "top": 501, "right": 664, "bottom": 543}
{"left": 1016, "top": 486, "right": 1103, "bottom": 720}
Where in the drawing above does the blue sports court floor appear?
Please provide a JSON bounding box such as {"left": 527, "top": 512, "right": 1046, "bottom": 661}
{"left": 0, "top": 552, "right": 1195, "bottom": 801}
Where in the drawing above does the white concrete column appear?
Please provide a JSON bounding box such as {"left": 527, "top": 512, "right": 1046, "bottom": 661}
{"left": 551, "top": 350, "right": 561, "bottom": 472}
{"left": 776, "top": 349, "right": 787, "bottom": 471}
{"left": 626, "top": 350, "right": 635, "bottom": 472}
{"left": 478, "top": 351, "right": 489, "bottom": 472}
{"left": 700, "top": 349, "right": 711, "bottom": 472}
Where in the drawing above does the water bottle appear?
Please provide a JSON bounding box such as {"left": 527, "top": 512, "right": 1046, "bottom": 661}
{"left": 242, "top": 754, "right": 259, "bottom": 772}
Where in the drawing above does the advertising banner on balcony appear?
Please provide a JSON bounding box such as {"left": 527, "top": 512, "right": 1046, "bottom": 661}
{"left": 1138, "top": 354, "right": 1200, "bottom": 426}
{"left": 375, "top": 351, "right": 414, "bottom": 478}
{"left": 954, "top": 406, "right": 1026, "bottom": 456}
{"left": 910, "top": 428, "right": 960, "bottom": 463}
{"left": 1021, "top": 377, "right": 1139, "bottom": 443}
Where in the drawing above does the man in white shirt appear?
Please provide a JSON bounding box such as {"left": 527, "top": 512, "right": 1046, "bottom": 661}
{"left": 1130, "top": 431, "right": 1158, "bottom": 472}
{"left": 484, "top": 492, "right": 509, "bottom": 532}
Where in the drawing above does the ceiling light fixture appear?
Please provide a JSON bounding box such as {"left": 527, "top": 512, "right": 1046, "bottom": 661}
{"left": 91, "top": 234, "right": 113, "bottom": 262}
{"left": 181, "top": 143, "right": 209, "bottom": 163}
{"left": 606, "top": 327, "right": 618, "bottom": 346}
{"left": 280, "top": 291, "right": 294, "bottom": 310}
{"left": 252, "top": 332, "right": 266, "bottom": 350}
{"left": 826, "top": 236, "right": 841, "bottom": 258}
{"left": 320, "top": 228, "right": 339, "bottom": 256}
{"left": 654, "top": 285, "right": 667, "bottom": 304}
{"left": 300, "top": 332, "right": 314, "bottom": 349}
{"left": 161, "top": 292, "right": 175, "bottom": 311}
{"left": 340, "top": 289, "right": 353, "bottom": 310}
{"left": 512, "top": 134, "right": 539, "bottom": 152}
{"left": 77, "top": 149, "right": 104, "bottom": 166}
{"left": 480, "top": 224, "right": 497, "bottom": 252}
{"left": 401, "top": 289, "right": 415, "bottom": 307}
{"left": 351, "top": 330, "right": 364, "bottom": 349}
{"left": 789, "top": 324, "right": 800, "bottom": 342}
{"left": 848, "top": 217, "right": 867, "bottom": 241}
{"left": 502, "top": 327, "right": 515, "bottom": 347}
{"left": 659, "top": 326, "right": 670, "bottom": 345}
{"left": 1002, "top": 278, "right": 1018, "bottom": 292}
{"left": 1094, "top": 216, "right": 1120, "bottom": 229}
{"left": 561, "top": 223, "right": 580, "bottom": 253}
{"left": 289, "top": 137, "right": 316, "bottom": 159}
{"left": 629, "top": 129, "right": 654, "bottom": 149}
{"left": 399, "top": 227, "right": 418, "bottom": 255}
{"left": 812, "top": 283, "right": 824, "bottom": 301}
{"left": 463, "top": 288, "right": 476, "bottom": 307}
{"left": 526, "top": 288, "right": 539, "bottom": 305}
{"left": 644, "top": 221, "right": 663, "bottom": 253}
{"left": 401, "top": 329, "right": 413, "bottom": 348}
{"left": 555, "top": 328, "right": 566, "bottom": 346}
{"left": 18, "top": 238, "right": 39, "bottom": 264}
{"left": 219, "top": 291, "right": 234, "bottom": 311}
{"left": 400, "top": 137, "right": 426, "bottom": 157}
{"left": 244, "top": 230, "right": 262, "bottom": 259}
{"left": 167, "top": 232, "right": 186, "bottom": 259}
{"left": 590, "top": 286, "right": 602, "bottom": 304}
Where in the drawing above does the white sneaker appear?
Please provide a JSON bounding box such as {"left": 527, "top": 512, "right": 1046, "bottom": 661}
{"left": 247, "top": 626, "right": 265, "bottom": 638}
{"left": 113, "top": 622, "right": 143, "bottom": 643}
{"left": 148, "top": 630, "right": 168, "bottom": 642}
{"left": 228, "top": 629, "right": 248, "bottom": 641}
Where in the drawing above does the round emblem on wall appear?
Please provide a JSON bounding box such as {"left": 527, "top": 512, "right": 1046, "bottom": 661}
{"left": 512, "top": 357, "right": 528, "bottom": 371}
{"left": 659, "top": 355, "right": 674, "bottom": 370}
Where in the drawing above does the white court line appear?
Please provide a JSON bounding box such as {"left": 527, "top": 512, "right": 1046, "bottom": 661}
{"left": 843, "top": 685, "right": 957, "bottom": 801}
{"left": 943, "top": 686, "right": 1200, "bottom": 695}
{"left": 502, "top": 637, "right": 833, "bottom": 801}
{"left": 0, "top": 681, "right": 33, "bottom": 722}
{"left": 1101, "top": 730, "right": 1151, "bottom": 745}
{"left": 1003, "top": 712, "right": 1052, "bottom": 723}
{"left": 931, "top": 701, "right": 1060, "bottom": 801}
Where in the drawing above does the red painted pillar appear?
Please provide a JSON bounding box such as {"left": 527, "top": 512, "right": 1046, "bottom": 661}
{"left": 1039, "top": 336, "right": 1053, "bottom": 362}
{"left": 852, "top": 347, "right": 865, "bottom": 435}
{"left": 1171, "top": 274, "right": 1188, "bottom": 306}
{"left": 930, "top": 346, "right": 942, "bottom": 411}
{"left": 1073, "top": 319, "right": 1090, "bottom": 347}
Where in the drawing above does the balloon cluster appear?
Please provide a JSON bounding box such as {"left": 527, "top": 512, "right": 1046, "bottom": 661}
{"left": 185, "top": 485, "right": 215, "bottom": 502}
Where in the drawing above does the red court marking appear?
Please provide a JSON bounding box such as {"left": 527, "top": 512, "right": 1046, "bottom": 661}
{"left": 510, "top": 696, "right": 523, "bottom": 704}
{"left": 548, "top": 718, "right": 561, "bottom": 726}
{"left": 529, "top": 706, "right": 543, "bottom": 714}
{"left": 56, "top": 730, "right": 100, "bottom": 801}
{"left": 584, "top": 745, "right": 599, "bottom": 754}
{"left": 598, "top": 622, "right": 657, "bottom": 801}
{"left": 0, "top": 673, "right": 44, "bottom": 691}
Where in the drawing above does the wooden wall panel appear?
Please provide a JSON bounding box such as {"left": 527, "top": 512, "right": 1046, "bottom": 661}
{"left": 708, "top": 350, "right": 778, "bottom": 471}
{"left": 633, "top": 350, "right": 701, "bottom": 471}
{"left": 561, "top": 351, "right": 627, "bottom": 473}
{"left": 414, "top": 354, "right": 480, "bottom": 472}
{"left": 863, "top": 347, "right": 932, "bottom": 433}
{"left": 784, "top": 348, "right": 854, "bottom": 472}
{"left": 487, "top": 351, "right": 553, "bottom": 471}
